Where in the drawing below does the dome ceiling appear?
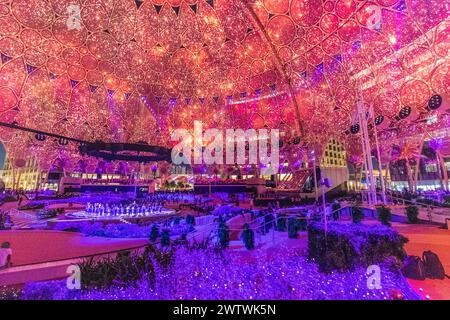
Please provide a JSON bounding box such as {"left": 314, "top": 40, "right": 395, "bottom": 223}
{"left": 0, "top": 0, "right": 448, "bottom": 166}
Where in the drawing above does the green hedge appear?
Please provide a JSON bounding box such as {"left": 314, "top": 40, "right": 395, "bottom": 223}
{"left": 307, "top": 222, "right": 408, "bottom": 273}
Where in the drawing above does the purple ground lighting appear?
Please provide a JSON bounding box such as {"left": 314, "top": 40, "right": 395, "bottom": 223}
{"left": 22, "top": 246, "right": 419, "bottom": 300}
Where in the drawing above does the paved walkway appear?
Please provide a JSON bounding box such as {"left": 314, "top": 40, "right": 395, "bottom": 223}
{"left": 0, "top": 230, "right": 148, "bottom": 286}
{"left": 392, "top": 222, "right": 450, "bottom": 300}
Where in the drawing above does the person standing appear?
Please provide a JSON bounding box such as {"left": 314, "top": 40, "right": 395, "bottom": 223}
{"left": 0, "top": 242, "right": 12, "bottom": 270}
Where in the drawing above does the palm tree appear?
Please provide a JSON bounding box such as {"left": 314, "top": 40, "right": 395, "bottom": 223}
{"left": 429, "top": 138, "right": 449, "bottom": 191}
{"left": 348, "top": 154, "right": 364, "bottom": 190}
{"left": 390, "top": 140, "right": 424, "bottom": 192}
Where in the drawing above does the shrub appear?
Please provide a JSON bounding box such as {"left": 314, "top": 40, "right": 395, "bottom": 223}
{"left": 160, "top": 229, "right": 171, "bottom": 247}
{"left": 264, "top": 213, "right": 274, "bottom": 233}
{"left": 21, "top": 281, "right": 71, "bottom": 300}
{"left": 18, "top": 203, "right": 44, "bottom": 211}
{"left": 287, "top": 217, "right": 298, "bottom": 239}
{"left": 331, "top": 202, "right": 341, "bottom": 221}
{"left": 377, "top": 206, "right": 392, "bottom": 226}
{"left": 307, "top": 222, "right": 408, "bottom": 273}
{"left": 53, "top": 221, "right": 192, "bottom": 239}
{"left": 241, "top": 223, "right": 255, "bottom": 250}
{"left": 276, "top": 216, "right": 287, "bottom": 231}
{"left": 352, "top": 206, "right": 364, "bottom": 223}
{"left": 149, "top": 224, "right": 160, "bottom": 242}
{"left": 217, "top": 219, "right": 230, "bottom": 249}
{"left": 0, "top": 212, "right": 12, "bottom": 230}
{"left": 37, "top": 209, "right": 58, "bottom": 220}
{"left": 172, "top": 217, "right": 180, "bottom": 225}
{"left": 406, "top": 206, "right": 419, "bottom": 224}
{"left": 297, "top": 217, "right": 307, "bottom": 231}
{"left": 444, "top": 195, "right": 450, "bottom": 205}
{"left": 185, "top": 214, "right": 195, "bottom": 226}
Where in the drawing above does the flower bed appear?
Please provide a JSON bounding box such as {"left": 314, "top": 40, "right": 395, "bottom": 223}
{"left": 308, "top": 222, "right": 408, "bottom": 273}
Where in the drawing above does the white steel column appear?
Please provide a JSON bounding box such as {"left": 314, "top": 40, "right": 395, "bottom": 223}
{"left": 357, "top": 98, "right": 377, "bottom": 205}
{"left": 370, "top": 104, "right": 386, "bottom": 204}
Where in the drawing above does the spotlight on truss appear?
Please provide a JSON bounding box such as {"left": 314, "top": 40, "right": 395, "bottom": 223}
{"left": 428, "top": 94, "right": 442, "bottom": 111}
{"left": 350, "top": 124, "right": 360, "bottom": 134}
